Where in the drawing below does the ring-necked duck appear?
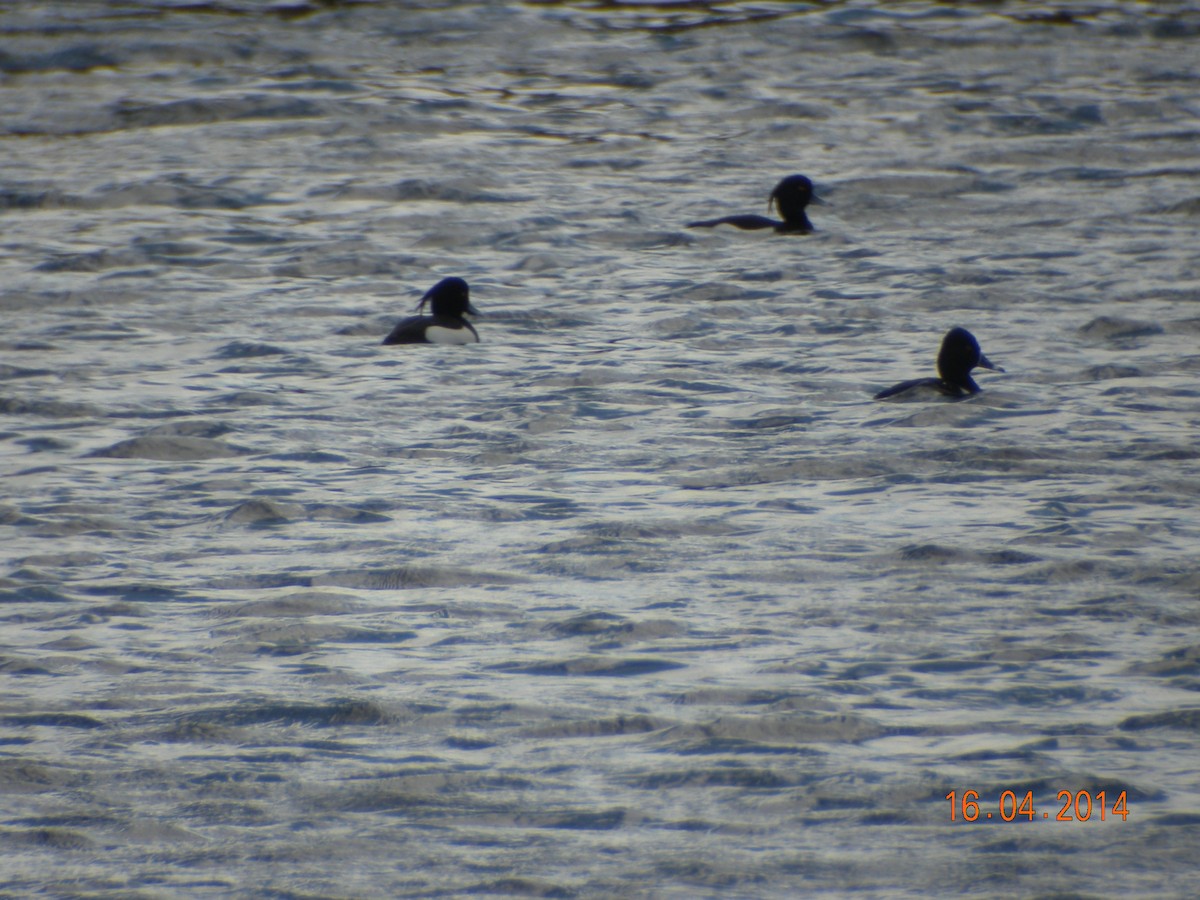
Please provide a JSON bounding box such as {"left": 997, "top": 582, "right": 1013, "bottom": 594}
{"left": 382, "top": 276, "right": 479, "bottom": 345}
{"left": 687, "top": 174, "right": 822, "bottom": 234}
{"left": 874, "top": 327, "right": 1003, "bottom": 400}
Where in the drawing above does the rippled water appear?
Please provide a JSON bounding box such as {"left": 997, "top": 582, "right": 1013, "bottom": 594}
{"left": 3, "top": 1, "right": 1200, "bottom": 896}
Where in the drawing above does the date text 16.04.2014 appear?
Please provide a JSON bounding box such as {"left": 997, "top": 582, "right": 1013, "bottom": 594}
{"left": 945, "top": 789, "right": 1129, "bottom": 822}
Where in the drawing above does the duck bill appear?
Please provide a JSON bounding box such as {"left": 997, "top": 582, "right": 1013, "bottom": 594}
{"left": 977, "top": 352, "right": 1003, "bottom": 373}
{"left": 466, "top": 302, "right": 481, "bottom": 316}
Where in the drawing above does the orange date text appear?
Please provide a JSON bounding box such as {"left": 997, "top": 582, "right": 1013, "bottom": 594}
{"left": 945, "top": 789, "right": 1129, "bottom": 822}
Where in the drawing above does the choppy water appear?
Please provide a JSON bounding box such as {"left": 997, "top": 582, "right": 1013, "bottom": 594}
{"left": 3, "top": 1, "right": 1200, "bottom": 897}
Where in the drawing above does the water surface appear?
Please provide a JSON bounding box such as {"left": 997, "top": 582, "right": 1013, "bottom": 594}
{"left": 2, "top": 2, "right": 1199, "bottom": 897}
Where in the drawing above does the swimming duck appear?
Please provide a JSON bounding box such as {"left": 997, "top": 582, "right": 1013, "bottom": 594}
{"left": 382, "top": 277, "right": 479, "bottom": 345}
{"left": 874, "top": 327, "right": 1003, "bottom": 400}
{"left": 687, "top": 174, "right": 821, "bottom": 234}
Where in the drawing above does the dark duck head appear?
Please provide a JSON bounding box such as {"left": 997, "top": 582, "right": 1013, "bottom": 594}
{"left": 768, "top": 174, "right": 820, "bottom": 234}
{"left": 936, "top": 326, "right": 1000, "bottom": 395}
{"left": 417, "top": 276, "right": 477, "bottom": 319}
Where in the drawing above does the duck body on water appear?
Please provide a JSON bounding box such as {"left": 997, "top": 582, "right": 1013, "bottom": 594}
{"left": 688, "top": 174, "right": 821, "bottom": 234}
{"left": 382, "top": 277, "right": 480, "bottom": 345}
{"left": 874, "top": 327, "right": 1003, "bottom": 400}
